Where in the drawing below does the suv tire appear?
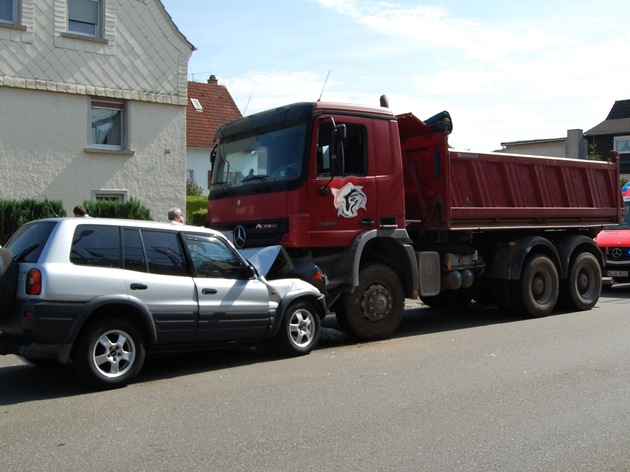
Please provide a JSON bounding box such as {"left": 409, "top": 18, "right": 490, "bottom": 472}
{"left": 74, "top": 318, "right": 146, "bottom": 389}
{"left": 274, "top": 300, "right": 321, "bottom": 356}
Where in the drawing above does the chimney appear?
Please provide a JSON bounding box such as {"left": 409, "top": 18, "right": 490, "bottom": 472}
{"left": 208, "top": 75, "right": 218, "bottom": 85}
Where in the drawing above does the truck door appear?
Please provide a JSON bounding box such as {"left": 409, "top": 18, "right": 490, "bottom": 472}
{"left": 308, "top": 115, "right": 376, "bottom": 247}
{"left": 182, "top": 233, "right": 271, "bottom": 342}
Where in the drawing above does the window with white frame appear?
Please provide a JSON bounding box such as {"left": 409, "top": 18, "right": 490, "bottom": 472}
{"left": 0, "top": 0, "right": 17, "bottom": 24}
{"left": 91, "top": 99, "right": 126, "bottom": 150}
{"left": 92, "top": 189, "right": 127, "bottom": 202}
{"left": 614, "top": 136, "right": 630, "bottom": 154}
{"left": 68, "top": 0, "right": 100, "bottom": 37}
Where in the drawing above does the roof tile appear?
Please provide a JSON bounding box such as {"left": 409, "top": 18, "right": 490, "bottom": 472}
{"left": 187, "top": 77, "right": 242, "bottom": 148}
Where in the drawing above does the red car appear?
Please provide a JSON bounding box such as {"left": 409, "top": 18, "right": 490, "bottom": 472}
{"left": 595, "top": 194, "right": 630, "bottom": 285}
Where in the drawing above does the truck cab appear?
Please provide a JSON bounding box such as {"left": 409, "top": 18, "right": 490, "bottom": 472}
{"left": 596, "top": 194, "right": 630, "bottom": 285}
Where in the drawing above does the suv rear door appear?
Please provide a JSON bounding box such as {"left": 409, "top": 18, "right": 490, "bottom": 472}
{"left": 122, "top": 228, "right": 198, "bottom": 343}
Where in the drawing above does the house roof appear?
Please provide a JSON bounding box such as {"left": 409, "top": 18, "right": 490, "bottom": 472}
{"left": 501, "top": 137, "right": 565, "bottom": 146}
{"left": 585, "top": 99, "right": 630, "bottom": 136}
{"left": 187, "top": 77, "right": 242, "bottom": 148}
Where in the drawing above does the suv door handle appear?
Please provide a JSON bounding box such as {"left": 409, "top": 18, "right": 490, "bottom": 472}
{"left": 130, "top": 283, "right": 147, "bottom": 290}
{"left": 202, "top": 288, "right": 217, "bottom": 295}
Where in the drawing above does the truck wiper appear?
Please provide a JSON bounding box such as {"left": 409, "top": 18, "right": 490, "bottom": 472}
{"left": 212, "top": 181, "right": 233, "bottom": 196}
{"left": 242, "top": 174, "right": 269, "bottom": 183}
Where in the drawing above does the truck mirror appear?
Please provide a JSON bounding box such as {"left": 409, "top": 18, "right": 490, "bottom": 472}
{"left": 319, "top": 119, "right": 346, "bottom": 195}
{"left": 334, "top": 124, "right": 347, "bottom": 140}
{"left": 210, "top": 144, "right": 218, "bottom": 165}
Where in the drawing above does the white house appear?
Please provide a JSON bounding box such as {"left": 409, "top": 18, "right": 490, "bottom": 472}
{"left": 500, "top": 129, "right": 587, "bottom": 159}
{"left": 0, "top": 0, "right": 194, "bottom": 220}
{"left": 187, "top": 76, "right": 242, "bottom": 194}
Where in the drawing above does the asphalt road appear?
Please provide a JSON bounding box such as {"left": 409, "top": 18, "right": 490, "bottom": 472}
{"left": 2, "top": 286, "right": 630, "bottom": 471}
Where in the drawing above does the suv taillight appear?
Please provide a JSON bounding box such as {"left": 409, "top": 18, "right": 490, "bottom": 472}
{"left": 26, "top": 269, "right": 42, "bottom": 295}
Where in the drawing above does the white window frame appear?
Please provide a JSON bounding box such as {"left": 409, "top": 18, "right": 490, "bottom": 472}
{"left": 91, "top": 189, "right": 128, "bottom": 202}
{"left": 614, "top": 135, "right": 630, "bottom": 155}
{"left": 68, "top": 0, "right": 101, "bottom": 37}
{"left": 90, "top": 99, "right": 127, "bottom": 151}
{"left": 0, "top": 0, "right": 18, "bottom": 24}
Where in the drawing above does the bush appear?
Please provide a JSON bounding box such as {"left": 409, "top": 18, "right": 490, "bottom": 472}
{"left": 0, "top": 198, "right": 65, "bottom": 244}
{"left": 81, "top": 198, "right": 151, "bottom": 219}
{"left": 186, "top": 195, "right": 207, "bottom": 225}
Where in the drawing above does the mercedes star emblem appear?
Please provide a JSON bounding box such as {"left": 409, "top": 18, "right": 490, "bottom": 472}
{"left": 233, "top": 225, "right": 247, "bottom": 248}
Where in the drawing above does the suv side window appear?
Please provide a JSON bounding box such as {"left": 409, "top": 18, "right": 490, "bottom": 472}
{"left": 70, "top": 225, "right": 121, "bottom": 267}
{"left": 122, "top": 228, "right": 147, "bottom": 272}
{"left": 141, "top": 229, "right": 187, "bottom": 276}
{"left": 184, "top": 234, "right": 244, "bottom": 279}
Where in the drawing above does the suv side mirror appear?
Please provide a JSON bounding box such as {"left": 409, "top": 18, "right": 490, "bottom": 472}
{"left": 243, "top": 264, "right": 257, "bottom": 279}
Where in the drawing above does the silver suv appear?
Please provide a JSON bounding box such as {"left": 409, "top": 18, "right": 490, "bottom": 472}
{"left": 0, "top": 218, "right": 325, "bottom": 388}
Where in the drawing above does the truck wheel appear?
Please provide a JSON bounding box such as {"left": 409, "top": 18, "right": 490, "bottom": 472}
{"left": 337, "top": 264, "right": 404, "bottom": 341}
{"left": 274, "top": 300, "right": 321, "bottom": 356}
{"left": 0, "top": 248, "right": 17, "bottom": 320}
{"left": 74, "top": 318, "right": 145, "bottom": 389}
{"left": 421, "top": 289, "right": 472, "bottom": 310}
{"left": 559, "top": 252, "right": 601, "bottom": 311}
{"left": 514, "top": 254, "right": 559, "bottom": 318}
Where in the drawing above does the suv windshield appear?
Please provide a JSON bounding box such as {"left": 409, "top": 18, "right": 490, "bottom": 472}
{"left": 211, "top": 123, "right": 307, "bottom": 197}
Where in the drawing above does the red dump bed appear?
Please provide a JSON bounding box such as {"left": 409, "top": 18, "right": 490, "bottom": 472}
{"left": 397, "top": 113, "right": 623, "bottom": 231}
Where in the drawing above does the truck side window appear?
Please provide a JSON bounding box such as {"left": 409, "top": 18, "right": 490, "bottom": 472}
{"left": 317, "top": 121, "right": 367, "bottom": 177}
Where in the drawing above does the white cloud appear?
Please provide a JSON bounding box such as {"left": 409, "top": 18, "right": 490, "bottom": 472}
{"left": 313, "top": 0, "right": 565, "bottom": 60}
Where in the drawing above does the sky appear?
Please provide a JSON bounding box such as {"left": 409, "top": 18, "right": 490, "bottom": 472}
{"left": 160, "top": 0, "right": 630, "bottom": 151}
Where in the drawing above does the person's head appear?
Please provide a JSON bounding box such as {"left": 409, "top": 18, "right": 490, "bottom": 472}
{"left": 168, "top": 207, "right": 184, "bottom": 223}
{"left": 73, "top": 204, "right": 87, "bottom": 217}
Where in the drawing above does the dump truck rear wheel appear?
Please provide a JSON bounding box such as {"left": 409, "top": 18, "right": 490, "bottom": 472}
{"left": 559, "top": 252, "right": 601, "bottom": 311}
{"left": 514, "top": 254, "right": 558, "bottom": 318}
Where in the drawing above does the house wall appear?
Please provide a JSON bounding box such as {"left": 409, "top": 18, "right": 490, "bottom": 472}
{"left": 502, "top": 141, "right": 566, "bottom": 157}
{"left": 0, "top": 0, "right": 193, "bottom": 220}
{"left": 0, "top": 87, "right": 186, "bottom": 219}
{"left": 187, "top": 147, "right": 212, "bottom": 194}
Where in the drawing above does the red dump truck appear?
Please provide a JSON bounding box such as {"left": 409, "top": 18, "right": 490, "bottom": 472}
{"left": 208, "top": 98, "right": 623, "bottom": 341}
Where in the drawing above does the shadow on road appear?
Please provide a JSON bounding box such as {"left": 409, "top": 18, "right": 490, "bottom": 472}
{"left": 3, "top": 288, "right": 627, "bottom": 404}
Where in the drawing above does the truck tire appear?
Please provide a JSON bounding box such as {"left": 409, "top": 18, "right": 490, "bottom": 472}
{"left": 0, "top": 248, "right": 17, "bottom": 320}
{"left": 273, "top": 300, "right": 321, "bottom": 356}
{"left": 74, "top": 318, "right": 145, "bottom": 389}
{"left": 559, "top": 252, "right": 601, "bottom": 311}
{"left": 513, "top": 254, "right": 559, "bottom": 318}
{"left": 336, "top": 264, "right": 404, "bottom": 341}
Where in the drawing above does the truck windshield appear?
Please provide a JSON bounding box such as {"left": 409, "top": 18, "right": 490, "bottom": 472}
{"left": 211, "top": 123, "right": 307, "bottom": 196}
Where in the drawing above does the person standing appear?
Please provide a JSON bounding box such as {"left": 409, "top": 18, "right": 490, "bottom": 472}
{"left": 168, "top": 207, "right": 184, "bottom": 224}
{"left": 73, "top": 205, "right": 91, "bottom": 218}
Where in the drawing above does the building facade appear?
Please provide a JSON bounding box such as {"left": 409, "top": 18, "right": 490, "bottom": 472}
{"left": 500, "top": 129, "right": 587, "bottom": 159}
{"left": 585, "top": 100, "right": 630, "bottom": 176}
{"left": 0, "top": 0, "right": 194, "bottom": 219}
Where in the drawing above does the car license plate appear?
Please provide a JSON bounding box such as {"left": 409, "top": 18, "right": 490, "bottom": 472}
{"left": 607, "top": 270, "right": 628, "bottom": 277}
